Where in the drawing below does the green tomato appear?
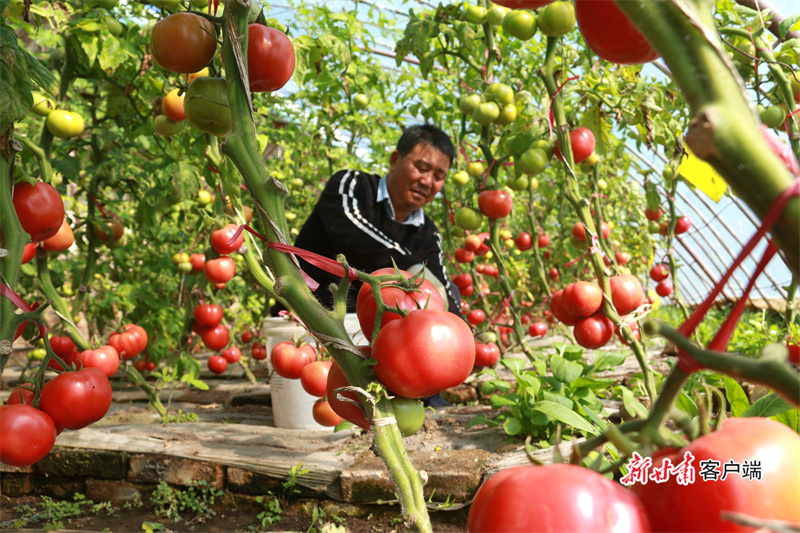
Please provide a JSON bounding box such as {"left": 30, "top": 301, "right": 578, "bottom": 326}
{"left": 197, "top": 190, "right": 213, "bottom": 205}
{"left": 29, "top": 348, "right": 47, "bottom": 361}
{"left": 452, "top": 170, "right": 471, "bottom": 186}
{"left": 507, "top": 175, "right": 529, "bottom": 191}
{"left": 648, "top": 221, "right": 661, "bottom": 234}
{"left": 178, "top": 261, "right": 193, "bottom": 273}
{"left": 532, "top": 139, "right": 555, "bottom": 160}
{"left": 485, "top": 83, "right": 514, "bottom": 106}
{"left": 103, "top": 15, "right": 123, "bottom": 36}
{"left": 486, "top": 5, "right": 508, "bottom": 25}
{"left": 184, "top": 77, "right": 233, "bottom": 136}
{"left": 596, "top": 178, "right": 608, "bottom": 190}
{"left": 46, "top": 110, "right": 85, "bottom": 138}
{"left": 662, "top": 165, "right": 675, "bottom": 180}
{"left": 494, "top": 104, "right": 517, "bottom": 126}
{"left": 392, "top": 397, "right": 425, "bottom": 437}
{"left": 502, "top": 10, "right": 537, "bottom": 41}
{"left": 537, "top": 1, "right": 575, "bottom": 37}
{"left": 473, "top": 101, "right": 500, "bottom": 126}
{"left": 454, "top": 207, "right": 483, "bottom": 231}
{"left": 459, "top": 94, "right": 481, "bottom": 114}
{"left": 153, "top": 114, "right": 184, "bottom": 137}
{"left": 31, "top": 93, "right": 55, "bottom": 116}
{"left": 518, "top": 148, "right": 548, "bottom": 176}
{"left": 353, "top": 94, "right": 369, "bottom": 110}
{"left": 467, "top": 161, "right": 486, "bottom": 177}
{"left": 760, "top": 105, "right": 786, "bottom": 129}
{"left": 463, "top": 5, "right": 487, "bottom": 24}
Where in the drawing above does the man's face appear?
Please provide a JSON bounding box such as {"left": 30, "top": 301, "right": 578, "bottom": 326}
{"left": 386, "top": 143, "right": 450, "bottom": 222}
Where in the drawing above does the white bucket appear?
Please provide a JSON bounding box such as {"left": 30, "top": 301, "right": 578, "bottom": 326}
{"left": 263, "top": 314, "right": 363, "bottom": 430}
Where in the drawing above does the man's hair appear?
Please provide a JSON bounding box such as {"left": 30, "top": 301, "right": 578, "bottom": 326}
{"left": 396, "top": 124, "right": 456, "bottom": 166}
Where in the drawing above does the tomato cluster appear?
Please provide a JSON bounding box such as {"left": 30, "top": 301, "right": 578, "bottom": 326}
{"left": 550, "top": 275, "right": 644, "bottom": 349}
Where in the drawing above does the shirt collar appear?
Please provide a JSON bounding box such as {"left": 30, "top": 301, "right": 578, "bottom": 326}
{"left": 377, "top": 174, "right": 425, "bottom": 227}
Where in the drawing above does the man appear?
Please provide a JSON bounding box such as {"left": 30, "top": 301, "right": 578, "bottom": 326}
{"left": 291, "top": 124, "right": 462, "bottom": 314}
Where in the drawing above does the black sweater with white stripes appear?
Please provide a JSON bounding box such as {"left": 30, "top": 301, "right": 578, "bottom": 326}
{"left": 292, "top": 169, "right": 461, "bottom": 313}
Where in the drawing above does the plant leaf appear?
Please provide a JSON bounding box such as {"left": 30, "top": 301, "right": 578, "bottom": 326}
{"left": 723, "top": 376, "right": 750, "bottom": 417}
{"left": 742, "top": 392, "right": 791, "bottom": 418}
{"left": 532, "top": 400, "right": 596, "bottom": 434}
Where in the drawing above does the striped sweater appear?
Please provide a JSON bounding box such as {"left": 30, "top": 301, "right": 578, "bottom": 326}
{"left": 292, "top": 169, "right": 461, "bottom": 313}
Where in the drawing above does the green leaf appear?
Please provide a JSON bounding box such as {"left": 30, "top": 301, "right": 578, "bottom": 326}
{"left": 550, "top": 353, "right": 582, "bottom": 384}
{"left": 644, "top": 180, "right": 661, "bottom": 211}
{"left": 771, "top": 409, "right": 800, "bottom": 433}
{"left": 742, "top": 392, "right": 792, "bottom": 418}
{"left": 466, "top": 414, "right": 494, "bottom": 429}
{"left": 779, "top": 15, "right": 800, "bottom": 39}
{"left": 723, "top": 377, "right": 750, "bottom": 417}
{"left": 0, "top": 26, "right": 58, "bottom": 127}
{"left": 585, "top": 352, "right": 626, "bottom": 375}
{"left": 503, "top": 417, "right": 523, "bottom": 436}
{"left": 532, "top": 400, "right": 597, "bottom": 435}
{"left": 490, "top": 393, "right": 518, "bottom": 409}
{"left": 621, "top": 387, "right": 649, "bottom": 419}
{"left": 501, "top": 358, "right": 525, "bottom": 373}
{"left": 189, "top": 379, "right": 209, "bottom": 391}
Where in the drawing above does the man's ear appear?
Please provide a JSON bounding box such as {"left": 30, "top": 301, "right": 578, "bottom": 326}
{"left": 388, "top": 150, "right": 401, "bottom": 171}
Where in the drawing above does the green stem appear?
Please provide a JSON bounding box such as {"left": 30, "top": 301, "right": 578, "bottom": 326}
{"left": 126, "top": 366, "right": 167, "bottom": 417}
{"left": 615, "top": 0, "right": 800, "bottom": 277}
{"left": 34, "top": 249, "right": 90, "bottom": 350}
{"left": 16, "top": 135, "right": 53, "bottom": 183}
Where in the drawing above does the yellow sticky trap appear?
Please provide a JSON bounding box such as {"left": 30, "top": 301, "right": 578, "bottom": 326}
{"left": 677, "top": 147, "right": 728, "bottom": 203}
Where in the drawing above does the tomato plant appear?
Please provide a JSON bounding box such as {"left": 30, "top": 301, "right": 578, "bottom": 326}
{"left": 12, "top": 181, "right": 65, "bottom": 242}
{"left": 371, "top": 309, "right": 475, "bottom": 398}
{"left": 150, "top": 13, "right": 217, "bottom": 74}
{"left": 248, "top": 24, "right": 296, "bottom": 92}
{"left": 468, "top": 464, "right": 650, "bottom": 532}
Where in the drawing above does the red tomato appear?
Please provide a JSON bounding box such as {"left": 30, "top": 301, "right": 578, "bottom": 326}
{"left": 133, "top": 359, "right": 147, "bottom": 372}
{"left": 371, "top": 309, "right": 475, "bottom": 398}
{"left": 108, "top": 324, "right": 148, "bottom": 359}
{"left": 150, "top": 13, "right": 217, "bottom": 74}
{"left": 270, "top": 341, "right": 316, "bottom": 379}
{"left": 474, "top": 233, "right": 491, "bottom": 255}
{"left": 0, "top": 404, "right": 57, "bottom": 467}
{"left": 12, "top": 182, "right": 65, "bottom": 242}
{"left": 632, "top": 417, "right": 800, "bottom": 532}
{"left": 674, "top": 216, "right": 692, "bottom": 234}
{"left": 76, "top": 345, "right": 120, "bottom": 377}
{"left": 161, "top": 88, "right": 186, "bottom": 122}
{"left": 788, "top": 343, "right": 800, "bottom": 364}
{"left": 478, "top": 189, "right": 514, "bottom": 219}
{"left": 452, "top": 273, "right": 473, "bottom": 288}
{"left": 572, "top": 221, "right": 611, "bottom": 241}
{"left": 549, "top": 267, "right": 560, "bottom": 281}
{"left": 222, "top": 346, "right": 241, "bottom": 363}
{"left": 300, "top": 360, "right": 332, "bottom": 397}
{"left": 40, "top": 219, "right": 74, "bottom": 252}
{"left": 609, "top": 274, "right": 644, "bottom": 315}
{"left": 248, "top": 24, "right": 296, "bottom": 92}
{"left": 514, "top": 232, "right": 533, "bottom": 251}
{"left": 465, "top": 234, "right": 483, "bottom": 251}
{"left": 92, "top": 219, "right": 125, "bottom": 242}
{"left": 615, "top": 251, "right": 631, "bottom": 265}
{"left": 468, "top": 309, "right": 487, "bottom": 325}
{"left": 537, "top": 233, "right": 550, "bottom": 248}
{"left": 554, "top": 127, "right": 595, "bottom": 164}
{"left": 50, "top": 335, "right": 77, "bottom": 358}
{"left": 562, "top": 281, "right": 603, "bottom": 318}
{"left": 644, "top": 207, "right": 662, "bottom": 221}
{"left": 326, "top": 360, "right": 369, "bottom": 429}
{"left": 615, "top": 320, "right": 641, "bottom": 345}
{"left": 210, "top": 224, "right": 243, "bottom": 255}
{"left": 22, "top": 242, "right": 37, "bottom": 264}
{"left": 459, "top": 284, "right": 475, "bottom": 296}
{"left": 649, "top": 264, "right": 670, "bottom": 282}
{"left": 528, "top": 322, "right": 547, "bottom": 338}
{"left": 193, "top": 303, "right": 224, "bottom": 327}
{"left": 356, "top": 268, "right": 445, "bottom": 342}
{"left": 549, "top": 290, "right": 579, "bottom": 325}
{"left": 189, "top": 253, "right": 206, "bottom": 273}
{"left": 474, "top": 341, "right": 500, "bottom": 367}
{"left": 656, "top": 280, "right": 673, "bottom": 297}
{"left": 454, "top": 247, "right": 475, "bottom": 263}
{"left": 468, "top": 463, "right": 651, "bottom": 532}
{"left": 204, "top": 257, "right": 236, "bottom": 283}
{"left": 201, "top": 323, "right": 230, "bottom": 351}
{"left": 240, "top": 330, "right": 254, "bottom": 343}
{"left": 575, "top": 0, "right": 660, "bottom": 65}
{"left": 207, "top": 355, "right": 228, "bottom": 374}
{"left": 252, "top": 342, "right": 268, "bottom": 360}
{"left": 38, "top": 367, "right": 113, "bottom": 430}
{"left": 5, "top": 384, "right": 35, "bottom": 405}
{"left": 574, "top": 313, "right": 614, "bottom": 349}
{"left": 312, "top": 399, "right": 344, "bottom": 427}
